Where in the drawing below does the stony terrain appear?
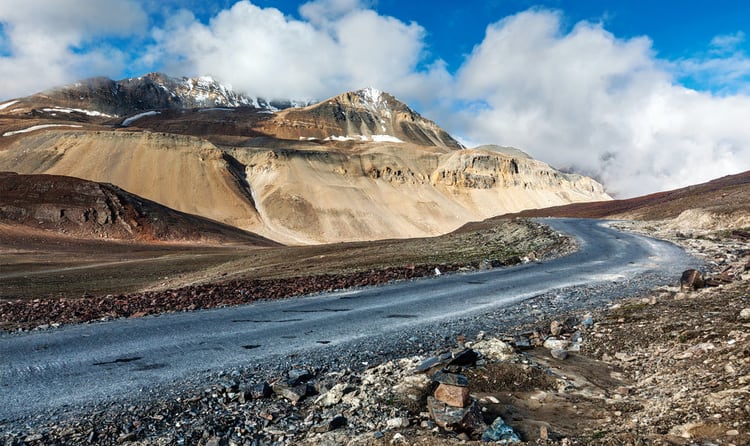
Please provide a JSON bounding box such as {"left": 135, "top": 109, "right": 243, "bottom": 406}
{"left": 1, "top": 220, "right": 747, "bottom": 445}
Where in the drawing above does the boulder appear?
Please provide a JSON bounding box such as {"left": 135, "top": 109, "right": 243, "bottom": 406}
{"left": 550, "top": 320, "right": 563, "bottom": 336}
{"left": 386, "top": 417, "right": 410, "bottom": 429}
{"left": 315, "top": 383, "right": 348, "bottom": 407}
{"left": 272, "top": 382, "right": 309, "bottom": 404}
{"left": 242, "top": 381, "right": 272, "bottom": 400}
{"left": 414, "top": 353, "right": 452, "bottom": 372}
{"left": 434, "top": 383, "right": 470, "bottom": 408}
{"left": 428, "top": 397, "right": 486, "bottom": 438}
{"left": 432, "top": 370, "right": 469, "bottom": 387}
{"left": 680, "top": 269, "right": 705, "bottom": 290}
{"left": 543, "top": 338, "right": 569, "bottom": 350}
{"left": 481, "top": 416, "right": 522, "bottom": 443}
{"left": 449, "top": 348, "right": 479, "bottom": 366}
{"left": 287, "top": 367, "right": 314, "bottom": 386}
{"left": 581, "top": 314, "right": 595, "bottom": 328}
{"left": 472, "top": 338, "right": 515, "bottom": 361}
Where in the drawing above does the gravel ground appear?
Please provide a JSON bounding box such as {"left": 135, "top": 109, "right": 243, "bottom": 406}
{"left": 2, "top": 221, "right": 747, "bottom": 445}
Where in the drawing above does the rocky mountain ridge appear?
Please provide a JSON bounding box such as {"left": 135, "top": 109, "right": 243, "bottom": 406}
{"left": 0, "top": 72, "right": 312, "bottom": 119}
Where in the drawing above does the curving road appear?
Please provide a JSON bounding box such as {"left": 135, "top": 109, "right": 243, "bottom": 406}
{"left": 0, "top": 219, "right": 693, "bottom": 422}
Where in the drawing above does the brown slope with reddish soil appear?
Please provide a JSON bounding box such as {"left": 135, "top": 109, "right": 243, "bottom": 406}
{"left": 483, "top": 170, "right": 750, "bottom": 221}
{"left": 0, "top": 172, "right": 278, "bottom": 246}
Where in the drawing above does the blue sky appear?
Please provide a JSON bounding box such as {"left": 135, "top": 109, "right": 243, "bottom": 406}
{"left": 1, "top": 0, "right": 749, "bottom": 197}
{"left": 138, "top": 0, "right": 750, "bottom": 92}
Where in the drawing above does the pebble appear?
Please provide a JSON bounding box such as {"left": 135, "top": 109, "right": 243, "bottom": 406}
{"left": 551, "top": 348, "right": 569, "bottom": 360}
{"left": 543, "top": 338, "right": 569, "bottom": 350}
{"left": 386, "top": 417, "right": 410, "bottom": 429}
{"left": 481, "top": 416, "right": 521, "bottom": 443}
{"left": 550, "top": 320, "right": 563, "bottom": 336}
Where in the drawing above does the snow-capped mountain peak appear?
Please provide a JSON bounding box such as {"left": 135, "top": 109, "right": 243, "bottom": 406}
{"left": 13, "top": 73, "right": 315, "bottom": 117}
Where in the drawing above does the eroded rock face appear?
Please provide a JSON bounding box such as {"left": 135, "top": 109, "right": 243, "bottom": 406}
{"left": 0, "top": 172, "right": 274, "bottom": 245}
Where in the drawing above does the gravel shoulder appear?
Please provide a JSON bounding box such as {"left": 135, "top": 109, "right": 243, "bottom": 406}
{"left": 0, "top": 219, "right": 570, "bottom": 332}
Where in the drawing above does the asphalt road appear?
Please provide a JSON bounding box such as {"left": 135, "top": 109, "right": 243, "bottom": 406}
{"left": 0, "top": 219, "right": 693, "bottom": 422}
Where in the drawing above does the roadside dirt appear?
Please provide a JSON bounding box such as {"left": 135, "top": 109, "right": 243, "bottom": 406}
{"left": 0, "top": 218, "right": 570, "bottom": 331}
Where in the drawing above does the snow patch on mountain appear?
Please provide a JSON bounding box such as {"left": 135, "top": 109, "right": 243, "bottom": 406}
{"left": 3, "top": 124, "right": 82, "bottom": 137}
{"left": 122, "top": 111, "right": 161, "bottom": 127}
{"left": 42, "top": 107, "right": 114, "bottom": 117}
{"left": 359, "top": 87, "right": 382, "bottom": 105}
{"left": 323, "top": 134, "right": 403, "bottom": 143}
{"left": 147, "top": 73, "right": 314, "bottom": 112}
{"left": 0, "top": 100, "right": 19, "bottom": 111}
{"left": 371, "top": 134, "right": 403, "bottom": 143}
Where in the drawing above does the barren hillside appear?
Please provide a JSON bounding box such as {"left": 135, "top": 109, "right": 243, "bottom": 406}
{"left": 490, "top": 170, "right": 750, "bottom": 233}
{"left": 0, "top": 76, "right": 611, "bottom": 244}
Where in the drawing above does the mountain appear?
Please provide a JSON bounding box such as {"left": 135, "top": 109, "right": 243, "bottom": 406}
{"left": 0, "top": 75, "right": 612, "bottom": 244}
{"left": 0, "top": 172, "right": 278, "bottom": 245}
{"left": 0, "top": 73, "right": 311, "bottom": 119}
{"left": 258, "top": 88, "right": 463, "bottom": 149}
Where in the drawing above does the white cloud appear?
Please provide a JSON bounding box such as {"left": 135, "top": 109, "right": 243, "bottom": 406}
{"left": 0, "top": 0, "right": 147, "bottom": 98}
{"left": 299, "top": 0, "right": 368, "bottom": 25}
{"left": 676, "top": 31, "right": 750, "bottom": 95}
{"left": 451, "top": 10, "right": 750, "bottom": 197}
{"left": 710, "top": 31, "right": 745, "bottom": 54}
{"left": 145, "top": 0, "right": 436, "bottom": 101}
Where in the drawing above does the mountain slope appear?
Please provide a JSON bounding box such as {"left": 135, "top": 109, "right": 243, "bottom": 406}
{"left": 0, "top": 172, "right": 278, "bottom": 245}
{"left": 493, "top": 170, "right": 750, "bottom": 232}
{"left": 0, "top": 131, "right": 265, "bottom": 232}
{"left": 0, "top": 75, "right": 612, "bottom": 244}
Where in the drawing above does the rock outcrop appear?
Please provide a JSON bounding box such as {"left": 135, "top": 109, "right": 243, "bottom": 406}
{"left": 0, "top": 172, "right": 275, "bottom": 245}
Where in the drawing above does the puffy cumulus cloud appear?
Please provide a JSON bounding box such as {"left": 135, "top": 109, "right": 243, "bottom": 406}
{"left": 145, "top": 0, "right": 441, "bottom": 101}
{"left": 0, "top": 0, "right": 148, "bottom": 98}
{"left": 452, "top": 10, "right": 750, "bottom": 197}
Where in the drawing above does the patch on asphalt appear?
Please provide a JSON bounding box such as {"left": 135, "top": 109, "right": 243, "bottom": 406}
{"left": 283, "top": 308, "right": 351, "bottom": 313}
{"left": 232, "top": 318, "right": 304, "bottom": 323}
{"left": 93, "top": 356, "right": 142, "bottom": 366}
